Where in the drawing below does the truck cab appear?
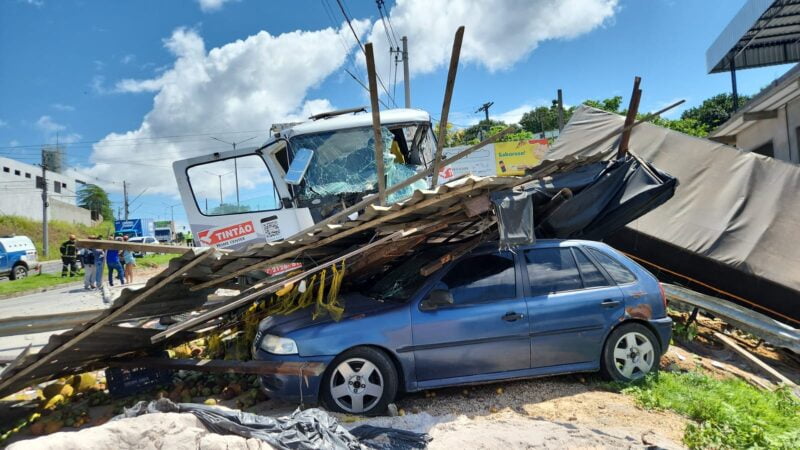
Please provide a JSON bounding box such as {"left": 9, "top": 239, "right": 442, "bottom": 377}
{"left": 173, "top": 108, "right": 436, "bottom": 251}
{"left": 0, "top": 236, "right": 38, "bottom": 280}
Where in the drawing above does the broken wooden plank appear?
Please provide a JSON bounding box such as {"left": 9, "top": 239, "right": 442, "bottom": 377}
{"left": 617, "top": 76, "right": 641, "bottom": 158}
{"left": 463, "top": 194, "right": 491, "bottom": 217}
{"left": 420, "top": 233, "right": 486, "bottom": 276}
{"left": 365, "top": 42, "right": 387, "bottom": 205}
{"left": 431, "top": 25, "right": 464, "bottom": 187}
{"left": 713, "top": 331, "right": 798, "bottom": 389}
{"left": 77, "top": 239, "right": 195, "bottom": 255}
{"left": 0, "top": 249, "right": 216, "bottom": 394}
{"left": 108, "top": 358, "right": 325, "bottom": 377}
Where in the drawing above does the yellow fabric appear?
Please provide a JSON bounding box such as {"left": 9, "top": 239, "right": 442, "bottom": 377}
{"left": 390, "top": 141, "right": 405, "bottom": 164}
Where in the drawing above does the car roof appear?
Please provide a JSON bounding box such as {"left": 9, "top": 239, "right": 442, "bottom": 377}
{"left": 0, "top": 236, "right": 34, "bottom": 247}
{"left": 472, "top": 239, "right": 609, "bottom": 253}
{"left": 283, "top": 108, "right": 431, "bottom": 138}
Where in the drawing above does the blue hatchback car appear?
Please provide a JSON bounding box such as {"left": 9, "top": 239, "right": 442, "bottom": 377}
{"left": 253, "top": 239, "right": 671, "bottom": 415}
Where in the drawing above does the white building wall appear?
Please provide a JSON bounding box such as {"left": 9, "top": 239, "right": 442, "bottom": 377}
{"left": 734, "top": 97, "right": 800, "bottom": 163}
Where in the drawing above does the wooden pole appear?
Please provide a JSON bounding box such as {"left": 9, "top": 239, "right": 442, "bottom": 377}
{"left": 364, "top": 43, "right": 387, "bottom": 205}
{"left": 431, "top": 26, "right": 465, "bottom": 187}
{"left": 617, "top": 76, "right": 642, "bottom": 158}
{"left": 76, "top": 239, "right": 197, "bottom": 255}
{"left": 0, "top": 249, "right": 216, "bottom": 394}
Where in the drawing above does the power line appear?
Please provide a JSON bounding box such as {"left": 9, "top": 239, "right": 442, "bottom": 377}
{"left": 376, "top": 0, "right": 400, "bottom": 47}
{"left": 0, "top": 129, "right": 271, "bottom": 150}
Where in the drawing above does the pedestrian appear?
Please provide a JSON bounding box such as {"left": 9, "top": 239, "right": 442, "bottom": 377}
{"left": 93, "top": 239, "right": 105, "bottom": 289}
{"left": 59, "top": 234, "right": 79, "bottom": 277}
{"left": 81, "top": 245, "right": 96, "bottom": 289}
{"left": 185, "top": 230, "right": 194, "bottom": 247}
{"left": 122, "top": 235, "right": 136, "bottom": 284}
{"left": 106, "top": 237, "right": 125, "bottom": 286}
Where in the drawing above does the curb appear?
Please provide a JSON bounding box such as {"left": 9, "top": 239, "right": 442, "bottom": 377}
{"left": 0, "top": 281, "right": 84, "bottom": 301}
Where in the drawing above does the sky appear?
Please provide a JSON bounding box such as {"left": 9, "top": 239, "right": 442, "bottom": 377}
{"left": 0, "top": 0, "right": 795, "bottom": 228}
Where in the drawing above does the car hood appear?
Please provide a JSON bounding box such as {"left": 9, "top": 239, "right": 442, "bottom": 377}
{"left": 257, "top": 291, "right": 400, "bottom": 336}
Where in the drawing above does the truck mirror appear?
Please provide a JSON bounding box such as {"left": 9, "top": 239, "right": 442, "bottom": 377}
{"left": 285, "top": 148, "right": 314, "bottom": 185}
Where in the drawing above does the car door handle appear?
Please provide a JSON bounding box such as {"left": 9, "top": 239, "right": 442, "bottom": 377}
{"left": 502, "top": 312, "right": 524, "bottom": 322}
{"left": 600, "top": 299, "right": 621, "bottom": 308}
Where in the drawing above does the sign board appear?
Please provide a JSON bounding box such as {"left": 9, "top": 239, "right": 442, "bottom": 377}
{"left": 197, "top": 220, "right": 258, "bottom": 248}
{"left": 438, "top": 139, "right": 549, "bottom": 183}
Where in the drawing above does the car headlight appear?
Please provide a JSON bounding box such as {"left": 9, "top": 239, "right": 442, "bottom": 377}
{"left": 259, "top": 334, "right": 298, "bottom": 355}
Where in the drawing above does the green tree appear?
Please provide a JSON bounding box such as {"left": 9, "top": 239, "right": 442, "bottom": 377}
{"left": 583, "top": 96, "right": 623, "bottom": 113}
{"left": 210, "top": 203, "right": 252, "bottom": 215}
{"left": 519, "top": 105, "right": 570, "bottom": 134}
{"left": 77, "top": 184, "right": 114, "bottom": 221}
{"left": 679, "top": 93, "right": 750, "bottom": 131}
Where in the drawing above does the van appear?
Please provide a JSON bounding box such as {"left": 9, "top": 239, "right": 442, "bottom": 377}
{"left": 0, "top": 236, "right": 38, "bottom": 280}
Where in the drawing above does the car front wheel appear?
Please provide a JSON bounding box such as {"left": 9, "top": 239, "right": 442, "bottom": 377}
{"left": 601, "top": 323, "right": 660, "bottom": 382}
{"left": 10, "top": 265, "right": 28, "bottom": 280}
{"left": 322, "top": 347, "right": 398, "bottom": 415}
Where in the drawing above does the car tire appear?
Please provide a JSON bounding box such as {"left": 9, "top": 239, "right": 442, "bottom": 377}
{"left": 10, "top": 265, "right": 27, "bottom": 280}
{"left": 322, "top": 347, "right": 398, "bottom": 416}
{"left": 601, "top": 322, "right": 660, "bottom": 382}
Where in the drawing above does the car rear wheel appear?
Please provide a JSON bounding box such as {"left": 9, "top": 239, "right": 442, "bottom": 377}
{"left": 322, "top": 347, "right": 397, "bottom": 415}
{"left": 601, "top": 323, "right": 659, "bottom": 382}
{"left": 10, "top": 265, "right": 27, "bottom": 280}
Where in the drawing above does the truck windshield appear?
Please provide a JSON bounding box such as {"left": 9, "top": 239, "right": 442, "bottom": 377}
{"left": 289, "top": 126, "right": 427, "bottom": 205}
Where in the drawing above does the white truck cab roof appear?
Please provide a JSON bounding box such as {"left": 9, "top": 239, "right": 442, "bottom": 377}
{"left": 281, "top": 108, "right": 431, "bottom": 139}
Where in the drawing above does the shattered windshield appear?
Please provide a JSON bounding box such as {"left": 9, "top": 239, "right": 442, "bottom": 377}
{"left": 289, "top": 126, "right": 428, "bottom": 205}
{"left": 365, "top": 245, "right": 452, "bottom": 301}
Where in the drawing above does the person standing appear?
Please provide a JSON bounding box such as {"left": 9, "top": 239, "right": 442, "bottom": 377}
{"left": 93, "top": 242, "right": 105, "bottom": 289}
{"left": 122, "top": 236, "right": 136, "bottom": 284}
{"left": 106, "top": 238, "right": 125, "bottom": 286}
{"left": 185, "top": 230, "right": 194, "bottom": 247}
{"left": 81, "top": 246, "right": 96, "bottom": 289}
{"left": 59, "top": 234, "right": 79, "bottom": 277}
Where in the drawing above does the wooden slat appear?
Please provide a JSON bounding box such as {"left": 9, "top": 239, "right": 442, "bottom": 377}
{"left": 365, "top": 42, "right": 387, "bottom": 205}
{"left": 108, "top": 358, "right": 325, "bottom": 377}
{"left": 0, "top": 249, "right": 216, "bottom": 393}
{"left": 713, "top": 332, "right": 799, "bottom": 393}
{"left": 76, "top": 239, "right": 195, "bottom": 255}
{"left": 431, "top": 26, "right": 465, "bottom": 187}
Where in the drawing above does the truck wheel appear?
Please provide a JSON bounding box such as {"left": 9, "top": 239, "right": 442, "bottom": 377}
{"left": 10, "top": 264, "right": 28, "bottom": 280}
{"left": 601, "top": 323, "right": 660, "bottom": 382}
{"left": 322, "top": 347, "right": 398, "bottom": 416}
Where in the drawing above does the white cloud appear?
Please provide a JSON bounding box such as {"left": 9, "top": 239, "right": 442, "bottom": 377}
{"left": 36, "top": 115, "right": 66, "bottom": 133}
{"left": 0, "top": 119, "right": 7, "bottom": 128}
{"left": 21, "top": 0, "right": 44, "bottom": 7}
{"left": 84, "top": 23, "right": 366, "bottom": 195}
{"left": 121, "top": 54, "right": 136, "bottom": 65}
{"left": 196, "top": 0, "right": 236, "bottom": 12}
{"left": 51, "top": 103, "right": 75, "bottom": 111}
{"left": 8, "top": 140, "right": 20, "bottom": 147}
{"left": 493, "top": 104, "right": 536, "bottom": 125}
{"left": 365, "top": 0, "right": 618, "bottom": 83}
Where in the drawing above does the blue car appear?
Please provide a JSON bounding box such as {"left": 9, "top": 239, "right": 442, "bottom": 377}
{"left": 253, "top": 239, "right": 671, "bottom": 415}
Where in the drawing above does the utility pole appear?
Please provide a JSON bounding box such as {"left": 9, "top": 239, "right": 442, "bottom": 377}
{"left": 123, "top": 180, "right": 129, "bottom": 220}
{"left": 41, "top": 148, "right": 49, "bottom": 257}
{"left": 402, "top": 36, "right": 411, "bottom": 108}
{"left": 210, "top": 136, "right": 257, "bottom": 206}
{"left": 476, "top": 102, "right": 493, "bottom": 122}
{"left": 557, "top": 89, "right": 565, "bottom": 132}
{"left": 218, "top": 174, "right": 224, "bottom": 205}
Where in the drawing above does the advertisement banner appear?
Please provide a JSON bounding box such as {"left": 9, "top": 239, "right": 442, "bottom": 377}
{"left": 494, "top": 139, "right": 549, "bottom": 176}
{"left": 197, "top": 220, "right": 258, "bottom": 248}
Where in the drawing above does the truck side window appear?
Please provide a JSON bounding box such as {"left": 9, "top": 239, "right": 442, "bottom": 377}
{"left": 187, "top": 154, "right": 281, "bottom": 216}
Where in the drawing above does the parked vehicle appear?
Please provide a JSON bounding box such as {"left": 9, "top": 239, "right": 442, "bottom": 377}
{"left": 253, "top": 239, "right": 671, "bottom": 415}
{"left": 114, "top": 218, "right": 156, "bottom": 238}
{"left": 128, "top": 236, "right": 159, "bottom": 257}
{"left": 0, "top": 236, "right": 38, "bottom": 280}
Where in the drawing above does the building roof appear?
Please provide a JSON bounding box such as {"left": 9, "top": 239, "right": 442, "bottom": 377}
{"left": 283, "top": 108, "right": 431, "bottom": 137}
{"left": 707, "top": 0, "right": 800, "bottom": 73}
{"left": 710, "top": 62, "right": 800, "bottom": 137}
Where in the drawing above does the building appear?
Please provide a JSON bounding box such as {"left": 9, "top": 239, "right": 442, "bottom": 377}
{"left": 706, "top": 0, "right": 800, "bottom": 163}
{"left": 0, "top": 156, "right": 95, "bottom": 225}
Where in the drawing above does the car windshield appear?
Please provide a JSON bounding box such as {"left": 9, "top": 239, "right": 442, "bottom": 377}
{"left": 364, "top": 245, "right": 452, "bottom": 301}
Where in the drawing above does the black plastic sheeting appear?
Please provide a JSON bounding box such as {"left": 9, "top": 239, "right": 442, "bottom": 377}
{"left": 491, "top": 190, "right": 534, "bottom": 247}
{"left": 494, "top": 156, "right": 677, "bottom": 242}
{"left": 118, "top": 399, "right": 430, "bottom": 450}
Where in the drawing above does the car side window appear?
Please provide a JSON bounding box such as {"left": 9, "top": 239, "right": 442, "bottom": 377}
{"left": 439, "top": 253, "right": 516, "bottom": 305}
{"left": 525, "top": 248, "right": 582, "bottom": 296}
{"left": 573, "top": 248, "right": 611, "bottom": 288}
{"left": 585, "top": 247, "right": 637, "bottom": 284}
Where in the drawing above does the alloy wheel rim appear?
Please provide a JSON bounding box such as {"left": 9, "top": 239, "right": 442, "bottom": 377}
{"left": 329, "top": 358, "right": 384, "bottom": 413}
{"left": 14, "top": 267, "right": 26, "bottom": 279}
{"left": 613, "top": 331, "right": 655, "bottom": 379}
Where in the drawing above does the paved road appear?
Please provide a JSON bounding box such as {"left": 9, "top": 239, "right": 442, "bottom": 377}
{"left": 0, "top": 260, "right": 63, "bottom": 282}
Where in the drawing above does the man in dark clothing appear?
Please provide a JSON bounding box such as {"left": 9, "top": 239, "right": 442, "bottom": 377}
{"left": 60, "top": 234, "right": 79, "bottom": 277}
{"left": 106, "top": 238, "right": 125, "bottom": 286}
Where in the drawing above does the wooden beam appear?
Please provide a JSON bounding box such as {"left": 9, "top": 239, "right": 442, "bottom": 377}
{"left": 713, "top": 331, "right": 798, "bottom": 391}
{"left": 283, "top": 126, "right": 514, "bottom": 243}
{"left": 618, "top": 76, "right": 642, "bottom": 158}
{"left": 743, "top": 109, "right": 778, "bottom": 121}
{"left": 431, "top": 26, "right": 465, "bottom": 187}
{"left": 108, "top": 358, "right": 325, "bottom": 377}
{"left": 0, "top": 249, "right": 216, "bottom": 394}
{"left": 155, "top": 230, "right": 413, "bottom": 342}
{"left": 189, "top": 180, "right": 493, "bottom": 292}
{"left": 364, "top": 42, "right": 387, "bottom": 205}
{"left": 76, "top": 239, "right": 194, "bottom": 255}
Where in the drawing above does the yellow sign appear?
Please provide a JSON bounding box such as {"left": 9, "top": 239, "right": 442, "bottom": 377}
{"left": 494, "top": 139, "right": 549, "bottom": 176}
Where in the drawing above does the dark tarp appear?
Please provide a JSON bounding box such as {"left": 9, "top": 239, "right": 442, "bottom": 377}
{"left": 548, "top": 105, "right": 800, "bottom": 326}
{"left": 491, "top": 190, "right": 535, "bottom": 247}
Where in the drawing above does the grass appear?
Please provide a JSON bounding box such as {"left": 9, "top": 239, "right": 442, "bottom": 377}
{"left": 136, "top": 253, "right": 180, "bottom": 268}
{"left": 0, "top": 215, "right": 116, "bottom": 260}
{"left": 0, "top": 273, "right": 82, "bottom": 296}
{"left": 615, "top": 371, "right": 800, "bottom": 449}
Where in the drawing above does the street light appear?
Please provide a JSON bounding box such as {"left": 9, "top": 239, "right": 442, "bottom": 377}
{"left": 210, "top": 136, "right": 259, "bottom": 206}
{"left": 204, "top": 170, "right": 234, "bottom": 207}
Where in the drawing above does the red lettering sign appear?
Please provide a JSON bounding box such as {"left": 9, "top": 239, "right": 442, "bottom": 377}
{"left": 198, "top": 221, "right": 256, "bottom": 246}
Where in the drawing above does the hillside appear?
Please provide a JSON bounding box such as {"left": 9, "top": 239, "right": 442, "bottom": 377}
{"left": 0, "top": 215, "right": 116, "bottom": 260}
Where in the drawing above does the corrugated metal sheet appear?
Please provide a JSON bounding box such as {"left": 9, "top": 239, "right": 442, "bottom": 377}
{"left": 707, "top": 0, "right": 800, "bottom": 73}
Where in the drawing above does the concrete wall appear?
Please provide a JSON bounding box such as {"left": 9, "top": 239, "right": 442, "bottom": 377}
{"left": 735, "top": 98, "right": 800, "bottom": 163}
{"left": 0, "top": 156, "right": 80, "bottom": 205}
{"left": 0, "top": 189, "right": 94, "bottom": 226}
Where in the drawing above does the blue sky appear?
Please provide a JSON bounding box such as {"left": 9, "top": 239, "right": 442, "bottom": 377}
{"left": 0, "top": 0, "right": 793, "bottom": 227}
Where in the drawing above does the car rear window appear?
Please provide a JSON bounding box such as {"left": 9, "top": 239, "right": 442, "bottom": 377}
{"left": 573, "top": 248, "right": 611, "bottom": 288}
{"left": 524, "top": 248, "right": 582, "bottom": 296}
{"left": 584, "top": 247, "right": 637, "bottom": 284}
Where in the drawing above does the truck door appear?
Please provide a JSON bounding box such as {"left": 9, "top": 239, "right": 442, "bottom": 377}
{"left": 173, "top": 139, "right": 314, "bottom": 251}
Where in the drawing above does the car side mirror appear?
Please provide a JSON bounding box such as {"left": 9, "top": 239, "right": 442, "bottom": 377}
{"left": 420, "top": 289, "right": 454, "bottom": 311}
